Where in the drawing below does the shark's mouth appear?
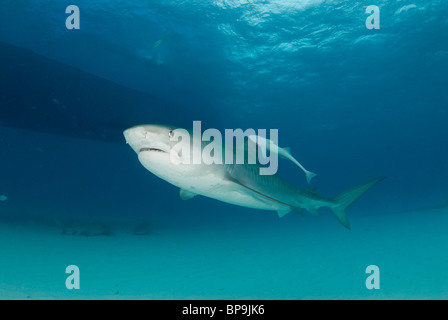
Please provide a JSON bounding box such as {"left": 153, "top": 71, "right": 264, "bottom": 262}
{"left": 139, "top": 147, "right": 167, "bottom": 153}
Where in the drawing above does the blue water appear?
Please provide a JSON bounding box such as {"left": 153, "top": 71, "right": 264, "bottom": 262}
{"left": 0, "top": 1, "right": 447, "bottom": 299}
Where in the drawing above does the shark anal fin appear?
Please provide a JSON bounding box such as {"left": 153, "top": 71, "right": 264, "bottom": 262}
{"left": 179, "top": 189, "right": 197, "bottom": 200}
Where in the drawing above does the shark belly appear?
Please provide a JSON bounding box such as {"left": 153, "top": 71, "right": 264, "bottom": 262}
{"left": 138, "top": 153, "right": 278, "bottom": 211}
{"left": 171, "top": 171, "right": 278, "bottom": 211}
{"left": 192, "top": 177, "right": 281, "bottom": 211}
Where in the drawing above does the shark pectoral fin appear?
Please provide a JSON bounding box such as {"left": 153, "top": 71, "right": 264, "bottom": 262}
{"left": 277, "top": 208, "right": 291, "bottom": 218}
{"left": 179, "top": 189, "right": 197, "bottom": 200}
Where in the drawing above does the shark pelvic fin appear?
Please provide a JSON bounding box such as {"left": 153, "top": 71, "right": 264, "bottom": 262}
{"left": 277, "top": 208, "right": 291, "bottom": 218}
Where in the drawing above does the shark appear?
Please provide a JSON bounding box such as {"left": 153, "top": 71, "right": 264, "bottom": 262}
{"left": 123, "top": 124, "right": 384, "bottom": 229}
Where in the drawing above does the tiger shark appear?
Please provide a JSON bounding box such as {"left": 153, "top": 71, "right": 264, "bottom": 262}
{"left": 124, "top": 124, "right": 384, "bottom": 229}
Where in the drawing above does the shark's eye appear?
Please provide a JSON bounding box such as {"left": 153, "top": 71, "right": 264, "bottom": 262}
{"left": 169, "top": 130, "right": 174, "bottom": 138}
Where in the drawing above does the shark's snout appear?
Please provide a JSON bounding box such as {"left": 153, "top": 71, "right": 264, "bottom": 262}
{"left": 123, "top": 126, "right": 147, "bottom": 153}
{"left": 123, "top": 128, "right": 131, "bottom": 144}
{"left": 124, "top": 125, "right": 173, "bottom": 155}
{"left": 124, "top": 126, "right": 143, "bottom": 140}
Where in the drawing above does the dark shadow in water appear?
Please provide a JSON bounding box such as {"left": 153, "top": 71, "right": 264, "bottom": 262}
{"left": 0, "top": 41, "right": 203, "bottom": 143}
{"left": 54, "top": 219, "right": 114, "bottom": 237}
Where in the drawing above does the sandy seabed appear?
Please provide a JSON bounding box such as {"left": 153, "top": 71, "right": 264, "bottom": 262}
{"left": 1, "top": 205, "right": 448, "bottom": 300}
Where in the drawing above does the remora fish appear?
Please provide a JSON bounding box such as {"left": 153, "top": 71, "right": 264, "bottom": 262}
{"left": 124, "top": 125, "right": 384, "bottom": 229}
{"left": 247, "top": 134, "right": 317, "bottom": 184}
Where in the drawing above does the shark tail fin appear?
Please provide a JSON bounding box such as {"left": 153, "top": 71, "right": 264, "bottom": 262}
{"left": 330, "top": 177, "right": 385, "bottom": 230}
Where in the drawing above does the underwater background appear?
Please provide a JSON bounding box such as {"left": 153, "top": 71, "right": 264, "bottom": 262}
{"left": 0, "top": 0, "right": 447, "bottom": 299}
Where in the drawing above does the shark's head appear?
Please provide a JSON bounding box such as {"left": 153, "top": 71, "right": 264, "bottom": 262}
{"left": 123, "top": 124, "right": 177, "bottom": 155}
{"left": 123, "top": 124, "right": 193, "bottom": 183}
